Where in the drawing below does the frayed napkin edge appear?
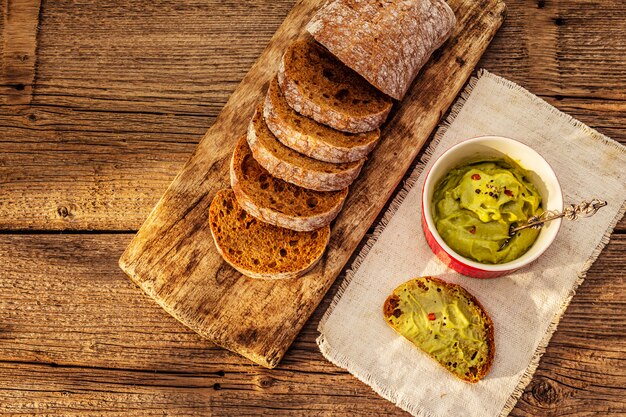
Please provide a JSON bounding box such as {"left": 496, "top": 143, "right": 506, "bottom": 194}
{"left": 316, "top": 69, "right": 626, "bottom": 417}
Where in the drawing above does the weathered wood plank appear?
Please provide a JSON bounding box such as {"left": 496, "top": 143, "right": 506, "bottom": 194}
{"left": 2, "top": 0, "right": 622, "bottom": 112}
{"left": 0, "top": 107, "right": 203, "bottom": 230}
{"left": 0, "top": 234, "right": 624, "bottom": 415}
{"left": 478, "top": 0, "right": 626, "bottom": 100}
{"left": 0, "top": 0, "right": 41, "bottom": 105}
{"left": 24, "top": 0, "right": 297, "bottom": 115}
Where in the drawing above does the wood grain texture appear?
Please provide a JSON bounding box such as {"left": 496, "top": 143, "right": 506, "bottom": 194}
{"left": 0, "top": 234, "right": 624, "bottom": 415}
{"left": 0, "top": 0, "right": 625, "bottom": 231}
{"left": 0, "top": 0, "right": 41, "bottom": 105}
{"left": 119, "top": 0, "right": 506, "bottom": 368}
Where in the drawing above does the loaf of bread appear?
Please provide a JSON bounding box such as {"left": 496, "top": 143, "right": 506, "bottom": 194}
{"left": 306, "top": 0, "right": 456, "bottom": 100}
{"left": 278, "top": 39, "right": 392, "bottom": 133}
{"left": 231, "top": 135, "right": 348, "bottom": 231}
{"left": 383, "top": 277, "right": 495, "bottom": 383}
{"left": 247, "top": 104, "right": 364, "bottom": 192}
{"left": 264, "top": 77, "right": 380, "bottom": 163}
{"left": 209, "top": 189, "right": 330, "bottom": 280}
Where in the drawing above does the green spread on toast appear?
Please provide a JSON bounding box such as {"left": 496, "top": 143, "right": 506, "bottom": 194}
{"left": 384, "top": 277, "right": 493, "bottom": 382}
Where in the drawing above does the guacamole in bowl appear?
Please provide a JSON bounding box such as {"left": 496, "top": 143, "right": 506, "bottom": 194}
{"left": 432, "top": 159, "right": 543, "bottom": 264}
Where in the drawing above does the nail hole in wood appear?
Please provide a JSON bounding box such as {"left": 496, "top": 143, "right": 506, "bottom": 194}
{"left": 537, "top": 0, "right": 545, "bottom": 8}
{"left": 57, "top": 206, "right": 69, "bottom": 218}
{"left": 216, "top": 370, "right": 225, "bottom": 377}
{"left": 554, "top": 17, "right": 565, "bottom": 26}
{"left": 213, "top": 383, "right": 221, "bottom": 390}
{"left": 14, "top": 83, "right": 25, "bottom": 91}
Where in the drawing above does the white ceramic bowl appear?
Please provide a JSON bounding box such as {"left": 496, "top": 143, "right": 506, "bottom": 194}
{"left": 422, "top": 136, "right": 563, "bottom": 278}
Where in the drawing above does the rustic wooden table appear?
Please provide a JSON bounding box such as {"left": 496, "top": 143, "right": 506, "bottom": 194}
{"left": 1, "top": 0, "right": 624, "bottom": 415}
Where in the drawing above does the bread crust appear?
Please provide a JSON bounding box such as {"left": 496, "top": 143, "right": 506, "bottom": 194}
{"left": 209, "top": 189, "right": 330, "bottom": 280}
{"left": 230, "top": 135, "right": 348, "bottom": 232}
{"left": 307, "top": 0, "right": 457, "bottom": 100}
{"left": 264, "top": 77, "right": 380, "bottom": 163}
{"left": 277, "top": 42, "right": 392, "bottom": 133}
{"left": 383, "top": 276, "right": 495, "bottom": 383}
{"left": 247, "top": 106, "right": 364, "bottom": 192}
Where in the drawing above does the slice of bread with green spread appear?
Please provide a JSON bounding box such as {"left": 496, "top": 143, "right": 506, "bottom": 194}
{"left": 247, "top": 103, "right": 364, "bottom": 192}
{"left": 209, "top": 189, "right": 330, "bottom": 280}
{"left": 277, "top": 39, "right": 392, "bottom": 133}
{"left": 264, "top": 76, "right": 380, "bottom": 163}
{"left": 383, "top": 276, "right": 495, "bottom": 383}
{"left": 231, "top": 134, "right": 348, "bottom": 231}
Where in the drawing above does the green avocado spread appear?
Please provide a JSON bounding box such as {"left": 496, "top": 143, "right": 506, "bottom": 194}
{"left": 432, "top": 159, "right": 542, "bottom": 264}
{"left": 385, "top": 278, "right": 490, "bottom": 380}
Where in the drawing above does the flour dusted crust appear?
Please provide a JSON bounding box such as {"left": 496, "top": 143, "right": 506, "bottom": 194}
{"left": 230, "top": 135, "right": 348, "bottom": 232}
{"left": 247, "top": 104, "right": 365, "bottom": 192}
{"left": 306, "top": 0, "right": 457, "bottom": 100}
{"left": 277, "top": 40, "right": 392, "bottom": 133}
{"left": 264, "top": 77, "right": 380, "bottom": 163}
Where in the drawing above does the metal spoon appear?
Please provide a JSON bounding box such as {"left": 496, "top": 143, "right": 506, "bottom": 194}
{"left": 509, "top": 199, "right": 608, "bottom": 235}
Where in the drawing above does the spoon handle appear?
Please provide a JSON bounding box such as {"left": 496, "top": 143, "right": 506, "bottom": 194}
{"left": 509, "top": 199, "right": 608, "bottom": 235}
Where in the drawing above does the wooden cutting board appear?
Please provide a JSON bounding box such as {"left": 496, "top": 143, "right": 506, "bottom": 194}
{"left": 119, "top": 0, "right": 506, "bottom": 368}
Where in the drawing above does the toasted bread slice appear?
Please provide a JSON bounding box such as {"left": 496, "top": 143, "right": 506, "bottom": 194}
{"left": 264, "top": 77, "right": 380, "bottom": 163}
{"left": 277, "top": 39, "right": 392, "bottom": 133}
{"left": 383, "top": 277, "right": 495, "bottom": 383}
{"left": 209, "top": 189, "right": 330, "bottom": 280}
{"left": 247, "top": 104, "right": 364, "bottom": 192}
{"left": 230, "top": 135, "right": 348, "bottom": 231}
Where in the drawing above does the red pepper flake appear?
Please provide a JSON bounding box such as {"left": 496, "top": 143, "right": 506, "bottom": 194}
{"left": 504, "top": 189, "right": 514, "bottom": 197}
{"left": 471, "top": 174, "right": 481, "bottom": 180}
{"left": 428, "top": 313, "right": 436, "bottom": 321}
{"left": 469, "top": 226, "right": 476, "bottom": 234}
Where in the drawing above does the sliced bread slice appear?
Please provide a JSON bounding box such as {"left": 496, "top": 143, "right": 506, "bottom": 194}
{"left": 209, "top": 189, "right": 330, "bottom": 280}
{"left": 264, "top": 76, "right": 381, "bottom": 163}
{"left": 231, "top": 134, "right": 348, "bottom": 231}
{"left": 277, "top": 39, "right": 393, "bottom": 133}
{"left": 247, "top": 104, "right": 364, "bottom": 192}
{"left": 383, "top": 277, "right": 495, "bottom": 383}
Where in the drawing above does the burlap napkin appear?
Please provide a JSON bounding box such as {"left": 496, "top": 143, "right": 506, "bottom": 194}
{"left": 317, "top": 70, "right": 626, "bottom": 417}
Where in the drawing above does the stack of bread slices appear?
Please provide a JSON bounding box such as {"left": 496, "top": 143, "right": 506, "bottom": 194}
{"left": 210, "top": 39, "right": 392, "bottom": 279}
{"left": 209, "top": 0, "right": 456, "bottom": 280}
